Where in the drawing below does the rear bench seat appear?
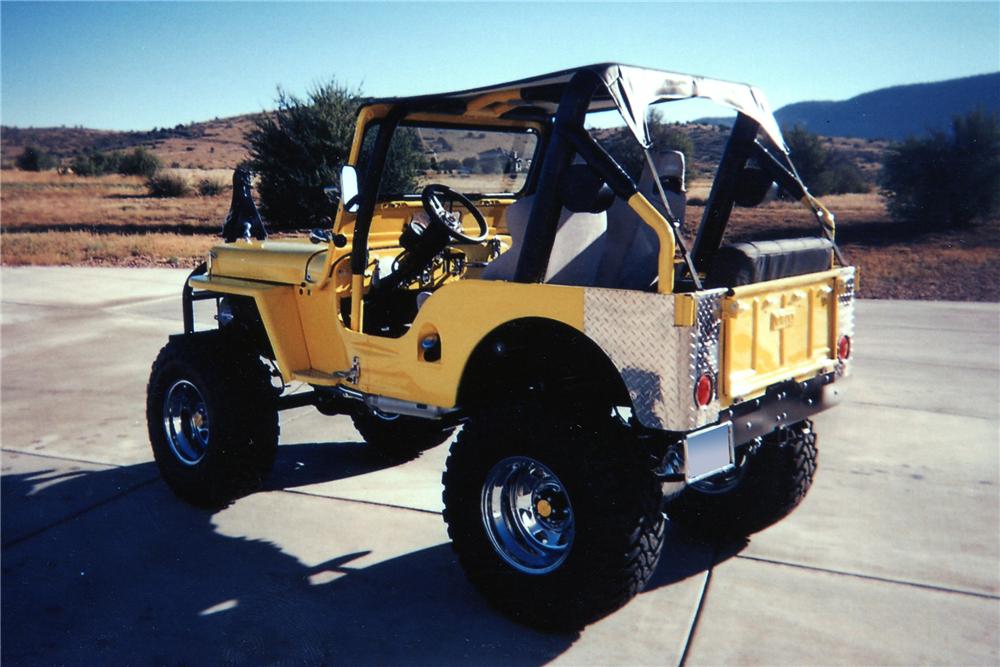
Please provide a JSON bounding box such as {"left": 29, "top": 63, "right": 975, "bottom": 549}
{"left": 705, "top": 237, "right": 834, "bottom": 288}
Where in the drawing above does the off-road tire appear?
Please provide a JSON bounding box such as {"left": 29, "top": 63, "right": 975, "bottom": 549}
{"left": 147, "top": 330, "right": 279, "bottom": 508}
{"left": 666, "top": 420, "right": 818, "bottom": 540}
{"left": 351, "top": 409, "right": 455, "bottom": 461}
{"left": 442, "top": 406, "right": 664, "bottom": 630}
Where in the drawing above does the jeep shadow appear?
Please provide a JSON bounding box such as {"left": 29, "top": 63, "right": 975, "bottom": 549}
{"left": 1, "top": 445, "right": 739, "bottom": 664}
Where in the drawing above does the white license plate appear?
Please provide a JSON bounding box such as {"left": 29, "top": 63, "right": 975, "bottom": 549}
{"left": 684, "top": 422, "right": 735, "bottom": 483}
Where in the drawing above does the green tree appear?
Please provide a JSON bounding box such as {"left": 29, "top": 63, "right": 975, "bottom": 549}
{"left": 785, "top": 125, "right": 868, "bottom": 196}
{"left": 382, "top": 127, "right": 423, "bottom": 194}
{"left": 881, "top": 109, "right": 1000, "bottom": 227}
{"left": 248, "top": 81, "right": 361, "bottom": 227}
{"left": 248, "top": 80, "right": 422, "bottom": 227}
{"left": 597, "top": 110, "right": 695, "bottom": 180}
{"left": 16, "top": 145, "right": 56, "bottom": 171}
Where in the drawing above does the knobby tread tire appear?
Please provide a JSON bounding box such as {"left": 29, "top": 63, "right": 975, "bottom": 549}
{"left": 351, "top": 410, "right": 455, "bottom": 462}
{"left": 667, "top": 420, "right": 818, "bottom": 541}
{"left": 146, "top": 330, "right": 279, "bottom": 508}
{"left": 442, "top": 405, "right": 664, "bottom": 630}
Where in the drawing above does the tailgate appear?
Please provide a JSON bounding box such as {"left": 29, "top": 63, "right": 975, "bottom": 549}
{"left": 720, "top": 267, "right": 855, "bottom": 402}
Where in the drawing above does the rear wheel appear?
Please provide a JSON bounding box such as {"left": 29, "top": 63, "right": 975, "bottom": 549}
{"left": 666, "top": 420, "right": 818, "bottom": 540}
{"left": 442, "top": 406, "right": 664, "bottom": 630}
{"left": 351, "top": 408, "right": 455, "bottom": 461}
{"left": 146, "top": 331, "right": 279, "bottom": 508}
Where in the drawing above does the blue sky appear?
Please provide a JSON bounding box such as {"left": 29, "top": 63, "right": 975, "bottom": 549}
{"left": 2, "top": 2, "right": 998, "bottom": 130}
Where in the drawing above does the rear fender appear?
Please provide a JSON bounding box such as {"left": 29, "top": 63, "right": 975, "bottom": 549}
{"left": 457, "top": 317, "right": 630, "bottom": 413}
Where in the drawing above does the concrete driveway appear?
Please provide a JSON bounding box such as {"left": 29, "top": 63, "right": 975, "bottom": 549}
{"left": 2, "top": 266, "right": 998, "bottom": 666}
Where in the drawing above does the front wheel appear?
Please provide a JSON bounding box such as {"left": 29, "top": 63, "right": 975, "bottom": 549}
{"left": 442, "top": 406, "right": 664, "bottom": 630}
{"left": 666, "top": 420, "right": 818, "bottom": 540}
{"left": 146, "top": 331, "right": 279, "bottom": 508}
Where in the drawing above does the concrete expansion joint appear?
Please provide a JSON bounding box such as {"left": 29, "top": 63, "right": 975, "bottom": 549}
{"left": 277, "top": 488, "right": 442, "bottom": 516}
{"left": 2, "top": 477, "right": 158, "bottom": 550}
{"left": 735, "top": 554, "right": 1000, "bottom": 601}
{"left": 676, "top": 547, "right": 717, "bottom": 667}
{"left": 2, "top": 448, "right": 130, "bottom": 469}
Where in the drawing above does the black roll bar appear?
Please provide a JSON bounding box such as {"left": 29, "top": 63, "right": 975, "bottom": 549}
{"left": 691, "top": 113, "right": 760, "bottom": 271}
{"left": 513, "top": 70, "right": 602, "bottom": 283}
{"left": 350, "top": 106, "right": 407, "bottom": 276}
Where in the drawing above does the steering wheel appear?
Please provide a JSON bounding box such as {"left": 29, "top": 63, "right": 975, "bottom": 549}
{"left": 421, "top": 184, "right": 489, "bottom": 243}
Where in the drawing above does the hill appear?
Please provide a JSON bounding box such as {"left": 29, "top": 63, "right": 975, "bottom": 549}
{"left": 1, "top": 114, "right": 259, "bottom": 170}
{"left": 776, "top": 72, "right": 1000, "bottom": 139}
{"left": 702, "top": 73, "right": 1000, "bottom": 140}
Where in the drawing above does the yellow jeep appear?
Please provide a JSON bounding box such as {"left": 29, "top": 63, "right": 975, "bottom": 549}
{"left": 146, "top": 64, "right": 855, "bottom": 628}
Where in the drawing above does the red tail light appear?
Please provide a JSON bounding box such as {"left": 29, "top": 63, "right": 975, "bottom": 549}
{"left": 695, "top": 373, "right": 714, "bottom": 407}
{"left": 837, "top": 335, "right": 852, "bottom": 361}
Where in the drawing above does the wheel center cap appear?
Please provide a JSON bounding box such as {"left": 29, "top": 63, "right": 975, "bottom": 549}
{"left": 536, "top": 498, "right": 553, "bottom": 518}
{"left": 192, "top": 412, "right": 204, "bottom": 429}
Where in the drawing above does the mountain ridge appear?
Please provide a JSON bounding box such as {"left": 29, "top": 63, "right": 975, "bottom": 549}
{"left": 700, "top": 72, "right": 999, "bottom": 140}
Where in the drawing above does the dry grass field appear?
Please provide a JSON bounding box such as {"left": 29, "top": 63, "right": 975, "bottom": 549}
{"left": 1, "top": 170, "right": 225, "bottom": 266}
{"left": 1, "top": 169, "right": 996, "bottom": 301}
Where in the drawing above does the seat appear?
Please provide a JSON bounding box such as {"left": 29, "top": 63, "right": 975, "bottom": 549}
{"left": 705, "top": 237, "right": 835, "bottom": 288}
{"left": 481, "top": 163, "right": 612, "bottom": 286}
{"left": 596, "top": 150, "right": 686, "bottom": 290}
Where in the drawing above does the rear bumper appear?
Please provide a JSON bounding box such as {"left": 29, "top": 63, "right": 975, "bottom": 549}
{"left": 655, "top": 372, "right": 844, "bottom": 495}
{"left": 720, "top": 372, "right": 843, "bottom": 447}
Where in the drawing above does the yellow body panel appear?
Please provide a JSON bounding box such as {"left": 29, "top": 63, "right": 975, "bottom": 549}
{"left": 211, "top": 239, "right": 327, "bottom": 285}
{"left": 720, "top": 268, "right": 848, "bottom": 402}
{"left": 189, "top": 274, "right": 311, "bottom": 377}
{"left": 192, "top": 270, "right": 584, "bottom": 410}
{"left": 341, "top": 280, "right": 583, "bottom": 408}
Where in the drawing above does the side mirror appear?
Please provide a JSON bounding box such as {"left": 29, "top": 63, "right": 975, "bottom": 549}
{"left": 339, "top": 165, "right": 360, "bottom": 214}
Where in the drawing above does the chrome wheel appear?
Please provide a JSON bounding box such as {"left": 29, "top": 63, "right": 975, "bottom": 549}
{"left": 163, "top": 380, "right": 210, "bottom": 466}
{"left": 481, "top": 456, "right": 574, "bottom": 574}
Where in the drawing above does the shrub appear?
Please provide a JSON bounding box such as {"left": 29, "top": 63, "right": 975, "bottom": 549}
{"left": 881, "top": 109, "right": 1000, "bottom": 227}
{"left": 784, "top": 125, "right": 869, "bottom": 196}
{"left": 196, "top": 176, "right": 227, "bottom": 196}
{"left": 70, "top": 150, "right": 122, "bottom": 176}
{"left": 147, "top": 171, "right": 192, "bottom": 197}
{"left": 118, "top": 147, "right": 162, "bottom": 177}
{"left": 247, "top": 80, "right": 420, "bottom": 228}
{"left": 16, "top": 145, "right": 56, "bottom": 171}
